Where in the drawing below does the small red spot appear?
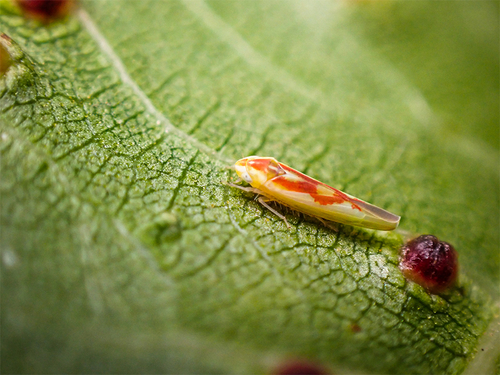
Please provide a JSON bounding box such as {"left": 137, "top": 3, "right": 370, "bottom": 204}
{"left": 17, "top": 0, "right": 72, "bottom": 22}
{"left": 274, "top": 360, "right": 329, "bottom": 375}
{"left": 350, "top": 323, "right": 362, "bottom": 332}
{"left": 399, "top": 235, "right": 458, "bottom": 294}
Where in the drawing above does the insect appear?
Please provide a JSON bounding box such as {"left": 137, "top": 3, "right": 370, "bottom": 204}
{"left": 229, "top": 156, "right": 400, "bottom": 231}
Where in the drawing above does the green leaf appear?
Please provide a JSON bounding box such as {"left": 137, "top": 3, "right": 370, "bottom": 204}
{"left": 1, "top": 1, "right": 498, "bottom": 374}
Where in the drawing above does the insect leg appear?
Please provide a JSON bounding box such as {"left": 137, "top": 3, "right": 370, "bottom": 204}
{"left": 316, "top": 217, "right": 338, "bottom": 232}
{"left": 225, "top": 182, "right": 262, "bottom": 194}
{"left": 257, "top": 196, "right": 290, "bottom": 229}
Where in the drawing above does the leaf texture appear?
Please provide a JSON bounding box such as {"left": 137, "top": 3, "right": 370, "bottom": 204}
{"left": 1, "top": 1, "right": 498, "bottom": 374}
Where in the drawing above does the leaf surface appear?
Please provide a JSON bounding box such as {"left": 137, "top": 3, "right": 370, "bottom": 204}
{"left": 1, "top": 1, "right": 498, "bottom": 374}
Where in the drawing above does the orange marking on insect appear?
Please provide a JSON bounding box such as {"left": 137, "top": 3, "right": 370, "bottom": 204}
{"left": 247, "top": 158, "right": 271, "bottom": 171}
{"left": 272, "top": 176, "right": 317, "bottom": 194}
{"left": 310, "top": 193, "right": 345, "bottom": 206}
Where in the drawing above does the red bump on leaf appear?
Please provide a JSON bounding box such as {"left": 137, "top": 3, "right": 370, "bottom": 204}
{"left": 17, "top": 0, "right": 73, "bottom": 22}
{"left": 399, "top": 234, "right": 458, "bottom": 294}
{"left": 274, "top": 360, "right": 329, "bottom": 375}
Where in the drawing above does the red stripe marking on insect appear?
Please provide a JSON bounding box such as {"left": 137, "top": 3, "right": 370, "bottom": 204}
{"left": 348, "top": 199, "right": 363, "bottom": 211}
{"left": 278, "top": 163, "right": 362, "bottom": 209}
{"left": 273, "top": 175, "right": 349, "bottom": 206}
{"left": 273, "top": 177, "right": 317, "bottom": 194}
{"left": 278, "top": 164, "right": 322, "bottom": 190}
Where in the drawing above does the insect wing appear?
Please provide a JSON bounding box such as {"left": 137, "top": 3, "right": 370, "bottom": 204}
{"left": 347, "top": 197, "right": 401, "bottom": 225}
{"left": 263, "top": 168, "right": 399, "bottom": 230}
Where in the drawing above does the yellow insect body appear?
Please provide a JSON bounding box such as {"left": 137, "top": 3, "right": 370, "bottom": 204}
{"left": 231, "top": 156, "right": 400, "bottom": 231}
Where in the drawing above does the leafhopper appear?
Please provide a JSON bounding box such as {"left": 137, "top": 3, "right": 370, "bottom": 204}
{"left": 229, "top": 156, "right": 400, "bottom": 231}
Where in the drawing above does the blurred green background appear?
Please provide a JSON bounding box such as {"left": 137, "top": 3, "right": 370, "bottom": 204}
{"left": 1, "top": 1, "right": 498, "bottom": 374}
